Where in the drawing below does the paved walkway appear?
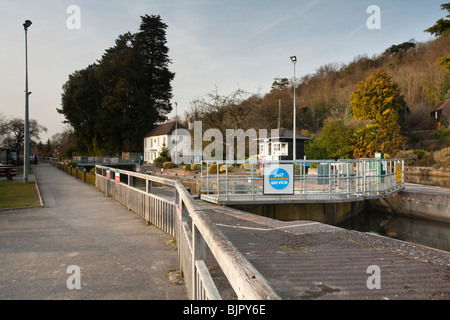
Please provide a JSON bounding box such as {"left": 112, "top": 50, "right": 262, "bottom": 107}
{"left": 0, "top": 164, "right": 187, "bottom": 300}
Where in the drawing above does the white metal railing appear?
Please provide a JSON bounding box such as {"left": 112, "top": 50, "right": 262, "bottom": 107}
{"left": 74, "top": 156, "right": 138, "bottom": 165}
{"left": 201, "top": 159, "right": 405, "bottom": 203}
{"left": 95, "top": 165, "right": 280, "bottom": 300}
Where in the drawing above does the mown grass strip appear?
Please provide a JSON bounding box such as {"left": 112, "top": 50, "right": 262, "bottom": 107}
{"left": 0, "top": 181, "right": 41, "bottom": 209}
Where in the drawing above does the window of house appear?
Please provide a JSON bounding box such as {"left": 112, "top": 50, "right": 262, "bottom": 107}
{"left": 272, "top": 143, "right": 288, "bottom": 156}
{"left": 259, "top": 143, "right": 267, "bottom": 156}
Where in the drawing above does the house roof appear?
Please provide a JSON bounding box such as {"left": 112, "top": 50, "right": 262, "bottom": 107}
{"left": 144, "top": 121, "right": 187, "bottom": 138}
{"left": 256, "top": 128, "right": 310, "bottom": 141}
{"left": 432, "top": 99, "right": 450, "bottom": 112}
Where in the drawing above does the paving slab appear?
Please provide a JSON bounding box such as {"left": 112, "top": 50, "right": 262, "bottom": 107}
{"left": 0, "top": 163, "right": 187, "bottom": 300}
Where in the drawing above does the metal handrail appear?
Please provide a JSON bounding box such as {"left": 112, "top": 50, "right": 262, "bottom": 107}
{"left": 200, "top": 159, "right": 404, "bottom": 203}
{"left": 94, "top": 165, "right": 280, "bottom": 300}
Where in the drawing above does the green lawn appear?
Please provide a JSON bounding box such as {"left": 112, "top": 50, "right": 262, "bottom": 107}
{"left": 15, "top": 167, "right": 34, "bottom": 174}
{"left": 0, "top": 181, "right": 41, "bottom": 209}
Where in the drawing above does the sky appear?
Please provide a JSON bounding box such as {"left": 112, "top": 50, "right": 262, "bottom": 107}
{"left": 0, "top": 0, "right": 445, "bottom": 143}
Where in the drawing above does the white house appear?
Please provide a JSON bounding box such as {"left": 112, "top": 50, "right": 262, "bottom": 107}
{"left": 143, "top": 121, "right": 189, "bottom": 163}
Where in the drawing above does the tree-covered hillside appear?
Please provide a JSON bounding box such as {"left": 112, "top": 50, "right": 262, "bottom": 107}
{"left": 184, "top": 3, "right": 450, "bottom": 166}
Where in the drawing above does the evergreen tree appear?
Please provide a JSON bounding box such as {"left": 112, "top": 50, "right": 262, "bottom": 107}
{"left": 424, "top": 2, "right": 450, "bottom": 37}
{"left": 58, "top": 15, "right": 174, "bottom": 154}
{"left": 350, "top": 69, "right": 407, "bottom": 156}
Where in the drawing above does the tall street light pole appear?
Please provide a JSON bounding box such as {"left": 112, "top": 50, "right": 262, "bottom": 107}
{"left": 174, "top": 102, "right": 178, "bottom": 165}
{"left": 290, "top": 56, "right": 297, "bottom": 162}
{"left": 23, "top": 20, "right": 32, "bottom": 183}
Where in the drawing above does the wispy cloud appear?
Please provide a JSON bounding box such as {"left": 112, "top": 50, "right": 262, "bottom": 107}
{"left": 250, "top": 0, "right": 321, "bottom": 38}
{"left": 332, "top": 23, "right": 366, "bottom": 49}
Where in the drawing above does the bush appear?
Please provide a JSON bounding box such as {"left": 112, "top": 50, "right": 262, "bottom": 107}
{"left": 395, "top": 150, "right": 417, "bottom": 166}
{"left": 153, "top": 156, "right": 168, "bottom": 167}
{"left": 190, "top": 164, "right": 201, "bottom": 171}
{"left": 163, "top": 162, "right": 178, "bottom": 169}
{"left": 219, "top": 164, "right": 233, "bottom": 173}
{"left": 208, "top": 163, "right": 217, "bottom": 174}
{"left": 434, "top": 147, "right": 450, "bottom": 168}
{"left": 412, "top": 149, "right": 430, "bottom": 160}
{"left": 183, "top": 164, "right": 192, "bottom": 171}
{"left": 435, "top": 127, "right": 450, "bottom": 140}
{"left": 243, "top": 163, "right": 252, "bottom": 170}
{"left": 67, "top": 161, "right": 77, "bottom": 168}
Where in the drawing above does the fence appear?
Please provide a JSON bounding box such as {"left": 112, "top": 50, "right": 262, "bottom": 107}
{"left": 44, "top": 158, "right": 96, "bottom": 186}
{"left": 201, "top": 159, "right": 405, "bottom": 203}
{"left": 73, "top": 156, "right": 138, "bottom": 165}
{"left": 95, "top": 165, "right": 280, "bottom": 300}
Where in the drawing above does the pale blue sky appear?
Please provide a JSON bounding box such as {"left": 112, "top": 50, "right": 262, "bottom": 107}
{"left": 0, "top": 0, "right": 445, "bottom": 142}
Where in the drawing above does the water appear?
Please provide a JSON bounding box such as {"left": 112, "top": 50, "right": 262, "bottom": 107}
{"left": 340, "top": 174, "right": 450, "bottom": 252}
{"left": 340, "top": 209, "right": 450, "bottom": 252}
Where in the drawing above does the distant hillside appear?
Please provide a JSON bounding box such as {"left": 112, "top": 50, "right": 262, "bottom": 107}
{"left": 257, "top": 36, "right": 450, "bottom": 136}
{"left": 185, "top": 35, "right": 449, "bottom": 165}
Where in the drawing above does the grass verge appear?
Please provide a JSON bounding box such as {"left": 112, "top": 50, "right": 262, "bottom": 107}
{"left": 0, "top": 181, "right": 41, "bottom": 210}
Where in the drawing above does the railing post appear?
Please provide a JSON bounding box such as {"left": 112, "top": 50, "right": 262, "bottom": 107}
{"left": 192, "top": 221, "right": 206, "bottom": 299}
{"left": 362, "top": 159, "right": 366, "bottom": 196}
{"left": 217, "top": 162, "right": 220, "bottom": 196}
{"left": 328, "top": 161, "right": 332, "bottom": 199}
{"left": 225, "top": 163, "right": 229, "bottom": 201}
{"left": 147, "top": 179, "right": 151, "bottom": 194}
{"left": 251, "top": 162, "right": 254, "bottom": 200}
{"left": 105, "top": 168, "right": 111, "bottom": 197}
{"left": 206, "top": 162, "right": 209, "bottom": 194}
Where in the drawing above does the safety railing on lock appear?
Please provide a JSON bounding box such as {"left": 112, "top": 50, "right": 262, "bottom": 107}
{"left": 94, "top": 165, "right": 280, "bottom": 300}
{"left": 200, "top": 159, "right": 405, "bottom": 203}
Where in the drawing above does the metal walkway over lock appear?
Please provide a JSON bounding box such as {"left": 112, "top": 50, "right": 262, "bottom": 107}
{"left": 200, "top": 159, "right": 405, "bottom": 205}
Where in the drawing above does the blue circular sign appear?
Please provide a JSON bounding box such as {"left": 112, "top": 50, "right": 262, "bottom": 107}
{"left": 268, "top": 168, "right": 290, "bottom": 190}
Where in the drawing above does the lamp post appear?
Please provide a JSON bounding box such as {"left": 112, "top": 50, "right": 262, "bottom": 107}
{"left": 290, "top": 56, "right": 297, "bottom": 162}
{"left": 23, "top": 20, "right": 32, "bottom": 183}
{"left": 174, "top": 102, "right": 178, "bottom": 164}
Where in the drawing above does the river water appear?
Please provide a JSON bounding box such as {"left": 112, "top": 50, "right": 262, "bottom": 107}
{"left": 339, "top": 208, "right": 450, "bottom": 252}
{"left": 340, "top": 174, "right": 450, "bottom": 253}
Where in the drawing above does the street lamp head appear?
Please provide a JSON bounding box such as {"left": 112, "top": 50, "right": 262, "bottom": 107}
{"left": 290, "top": 56, "right": 297, "bottom": 63}
{"left": 23, "top": 20, "right": 32, "bottom": 30}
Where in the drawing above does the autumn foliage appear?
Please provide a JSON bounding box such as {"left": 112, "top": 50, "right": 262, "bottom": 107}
{"left": 350, "top": 69, "right": 407, "bottom": 157}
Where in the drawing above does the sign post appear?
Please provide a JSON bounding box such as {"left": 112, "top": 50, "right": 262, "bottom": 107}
{"left": 105, "top": 168, "right": 111, "bottom": 197}
{"left": 263, "top": 163, "right": 294, "bottom": 195}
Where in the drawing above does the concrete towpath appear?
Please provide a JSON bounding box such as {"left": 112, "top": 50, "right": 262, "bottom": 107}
{"left": 0, "top": 163, "right": 187, "bottom": 300}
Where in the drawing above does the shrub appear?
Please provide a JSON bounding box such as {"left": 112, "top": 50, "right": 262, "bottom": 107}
{"left": 412, "top": 149, "right": 430, "bottom": 159}
{"left": 208, "top": 163, "right": 217, "bottom": 174}
{"left": 163, "top": 162, "right": 178, "bottom": 169}
{"left": 184, "top": 164, "right": 192, "bottom": 171}
{"left": 243, "top": 163, "right": 252, "bottom": 170}
{"left": 190, "top": 164, "right": 201, "bottom": 171}
{"left": 395, "top": 150, "right": 417, "bottom": 166}
{"left": 435, "top": 127, "right": 450, "bottom": 140}
{"left": 434, "top": 147, "right": 450, "bottom": 168}
{"left": 154, "top": 156, "right": 170, "bottom": 167}
{"left": 67, "top": 161, "right": 77, "bottom": 168}
{"left": 219, "top": 164, "right": 233, "bottom": 173}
